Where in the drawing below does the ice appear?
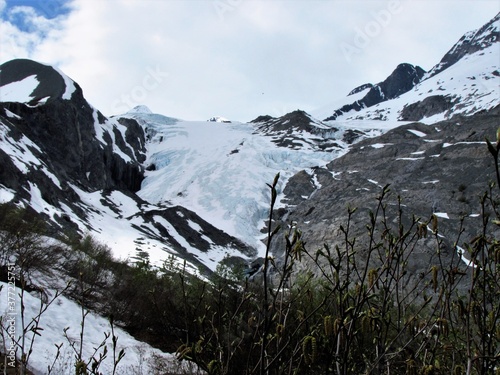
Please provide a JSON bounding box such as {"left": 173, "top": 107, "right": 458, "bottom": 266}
{"left": 137, "top": 118, "right": 336, "bottom": 254}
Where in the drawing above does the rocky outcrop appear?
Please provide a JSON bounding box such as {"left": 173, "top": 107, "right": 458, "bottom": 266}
{"left": 0, "top": 59, "right": 257, "bottom": 273}
{"left": 0, "top": 59, "right": 145, "bottom": 194}
{"left": 275, "top": 105, "right": 500, "bottom": 284}
{"left": 399, "top": 95, "right": 456, "bottom": 121}
{"left": 324, "top": 63, "right": 426, "bottom": 121}
{"left": 252, "top": 110, "right": 348, "bottom": 151}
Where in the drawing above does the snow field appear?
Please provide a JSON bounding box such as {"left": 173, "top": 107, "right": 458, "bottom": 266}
{"left": 0, "top": 282, "right": 195, "bottom": 375}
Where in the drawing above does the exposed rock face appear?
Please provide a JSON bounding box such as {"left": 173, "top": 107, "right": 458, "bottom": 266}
{"left": 251, "top": 109, "right": 370, "bottom": 152}
{"left": 0, "top": 59, "right": 145, "bottom": 193}
{"left": 348, "top": 83, "right": 373, "bottom": 96}
{"left": 0, "top": 58, "right": 257, "bottom": 272}
{"left": 399, "top": 95, "right": 457, "bottom": 121}
{"left": 274, "top": 106, "right": 500, "bottom": 284}
{"left": 0, "top": 59, "right": 68, "bottom": 105}
{"left": 324, "top": 63, "right": 426, "bottom": 121}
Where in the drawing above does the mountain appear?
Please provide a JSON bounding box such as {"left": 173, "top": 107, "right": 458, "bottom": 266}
{"left": 1, "top": 13, "right": 499, "bottom": 374}
{"left": 314, "top": 13, "right": 500, "bottom": 123}
{"left": 426, "top": 12, "right": 500, "bottom": 78}
{"left": 275, "top": 106, "right": 500, "bottom": 279}
{"left": 0, "top": 59, "right": 254, "bottom": 274}
{"left": 118, "top": 108, "right": 343, "bottom": 254}
{"left": 0, "top": 13, "right": 499, "bottom": 275}
{"left": 319, "top": 63, "right": 426, "bottom": 121}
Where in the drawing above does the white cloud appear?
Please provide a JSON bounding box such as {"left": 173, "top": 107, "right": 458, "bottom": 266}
{"left": 1, "top": 0, "right": 499, "bottom": 121}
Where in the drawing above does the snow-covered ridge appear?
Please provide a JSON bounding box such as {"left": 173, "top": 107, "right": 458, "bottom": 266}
{"left": 314, "top": 13, "right": 499, "bottom": 124}
{"left": 0, "top": 59, "right": 77, "bottom": 105}
{"left": 322, "top": 44, "right": 499, "bottom": 123}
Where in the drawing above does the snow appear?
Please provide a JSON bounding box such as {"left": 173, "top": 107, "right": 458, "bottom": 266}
{"left": 53, "top": 66, "right": 77, "bottom": 100}
{"left": 127, "top": 105, "right": 153, "bottom": 114}
{"left": 0, "top": 122, "right": 43, "bottom": 173}
{"left": 433, "top": 212, "right": 449, "bottom": 219}
{"left": 0, "top": 186, "right": 15, "bottom": 203}
{"left": 407, "top": 129, "right": 426, "bottom": 137}
{"left": 0, "top": 282, "right": 194, "bottom": 375}
{"left": 137, "top": 118, "right": 337, "bottom": 255}
{"left": 371, "top": 143, "right": 392, "bottom": 148}
{"left": 313, "top": 41, "right": 499, "bottom": 125}
{"left": 68, "top": 185, "right": 178, "bottom": 266}
{"left": 208, "top": 116, "right": 231, "bottom": 123}
{"left": 0, "top": 75, "right": 39, "bottom": 103}
{"left": 311, "top": 86, "right": 371, "bottom": 120}
{"left": 442, "top": 141, "right": 485, "bottom": 148}
{"left": 4, "top": 109, "right": 21, "bottom": 119}
{"left": 456, "top": 246, "right": 477, "bottom": 268}
{"left": 396, "top": 157, "right": 425, "bottom": 161}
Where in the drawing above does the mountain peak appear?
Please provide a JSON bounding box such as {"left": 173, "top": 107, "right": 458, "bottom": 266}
{"left": 322, "top": 62, "right": 425, "bottom": 121}
{"left": 0, "top": 58, "right": 79, "bottom": 105}
{"left": 427, "top": 12, "right": 500, "bottom": 78}
{"left": 127, "top": 105, "right": 153, "bottom": 114}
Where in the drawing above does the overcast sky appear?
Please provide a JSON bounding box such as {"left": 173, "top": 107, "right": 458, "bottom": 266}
{"left": 1, "top": 0, "right": 499, "bottom": 121}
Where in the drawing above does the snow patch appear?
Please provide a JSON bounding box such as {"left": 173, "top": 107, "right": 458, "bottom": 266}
{"left": 0, "top": 75, "right": 39, "bottom": 103}
{"left": 407, "top": 129, "right": 426, "bottom": 137}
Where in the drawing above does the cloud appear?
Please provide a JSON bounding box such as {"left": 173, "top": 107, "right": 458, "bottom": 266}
{"left": 1, "top": 0, "right": 499, "bottom": 121}
{"left": 0, "top": 0, "right": 71, "bottom": 57}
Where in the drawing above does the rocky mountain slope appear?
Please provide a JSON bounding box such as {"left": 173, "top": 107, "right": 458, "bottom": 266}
{"left": 1, "top": 12, "right": 499, "bottom": 375}
{"left": 0, "top": 13, "right": 498, "bottom": 277}
{"left": 276, "top": 106, "right": 500, "bottom": 277}
{"left": 313, "top": 13, "right": 499, "bottom": 123}
{"left": 0, "top": 59, "right": 254, "bottom": 274}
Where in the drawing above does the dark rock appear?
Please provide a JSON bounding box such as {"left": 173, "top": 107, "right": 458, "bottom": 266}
{"left": 250, "top": 115, "right": 275, "bottom": 123}
{"left": 274, "top": 105, "right": 500, "bottom": 286}
{"left": 324, "top": 63, "right": 426, "bottom": 121}
{"left": 348, "top": 83, "right": 373, "bottom": 96}
{"left": 0, "top": 59, "right": 70, "bottom": 104}
{"left": 399, "top": 95, "right": 456, "bottom": 121}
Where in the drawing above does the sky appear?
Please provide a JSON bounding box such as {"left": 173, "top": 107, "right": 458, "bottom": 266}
{"left": 0, "top": 0, "right": 499, "bottom": 121}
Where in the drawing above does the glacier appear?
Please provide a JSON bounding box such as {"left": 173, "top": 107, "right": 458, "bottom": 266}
{"left": 124, "top": 112, "right": 343, "bottom": 255}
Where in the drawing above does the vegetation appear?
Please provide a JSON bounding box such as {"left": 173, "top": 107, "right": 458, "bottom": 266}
{"left": 0, "top": 131, "right": 499, "bottom": 374}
